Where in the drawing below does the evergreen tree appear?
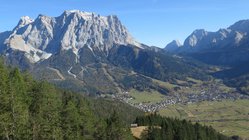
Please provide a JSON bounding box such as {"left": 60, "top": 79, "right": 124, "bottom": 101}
{"left": 62, "top": 100, "right": 81, "bottom": 139}
{"left": 29, "top": 81, "right": 62, "bottom": 139}
{"left": 8, "top": 68, "right": 30, "bottom": 139}
{"left": 0, "top": 66, "right": 30, "bottom": 139}
{"left": 135, "top": 114, "right": 231, "bottom": 140}
{"left": 0, "top": 62, "right": 11, "bottom": 139}
{"left": 77, "top": 96, "right": 96, "bottom": 137}
{"left": 0, "top": 62, "right": 233, "bottom": 140}
{"left": 106, "top": 111, "right": 133, "bottom": 140}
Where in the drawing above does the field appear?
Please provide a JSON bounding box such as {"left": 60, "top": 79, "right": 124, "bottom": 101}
{"left": 152, "top": 77, "right": 235, "bottom": 96}
{"left": 131, "top": 126, "right": 161, "bottom": 139}
{"left": 127, "top": 77, "right": 248, "bottom": 138}
{"left": 159, "top": 99, "right": 249, "bottom": 138}
{"left": 131, "top": 126, "right": 147, "bottom": 139}
{"left": 128, "top": 89, "right": 166, "bottom": 104}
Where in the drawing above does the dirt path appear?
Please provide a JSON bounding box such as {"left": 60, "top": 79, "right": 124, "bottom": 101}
{"left": 67, "top": 67, "right": 77, "bottom": 79}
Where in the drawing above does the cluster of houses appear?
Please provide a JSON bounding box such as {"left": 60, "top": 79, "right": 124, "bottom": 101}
{"left": 114, "top": 87, "right": 249, "bottom": 112}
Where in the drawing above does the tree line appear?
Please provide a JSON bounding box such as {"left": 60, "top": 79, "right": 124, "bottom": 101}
{"left": 135, "top": 113, "right": 233, "bottom": 140}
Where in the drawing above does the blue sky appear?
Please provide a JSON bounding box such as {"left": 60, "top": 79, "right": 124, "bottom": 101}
{"left": 1, "top": 0, "right": 249, "bottom": 48}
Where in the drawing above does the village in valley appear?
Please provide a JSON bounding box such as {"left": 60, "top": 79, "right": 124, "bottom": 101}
{"left": 114, "top": 88, "right": 249, "bottom": 112}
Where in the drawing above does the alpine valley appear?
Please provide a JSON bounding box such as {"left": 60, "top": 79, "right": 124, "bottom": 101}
{"left": 165, "top": 19, "right": 249, "bottom": 95}
{"left": 0, "top": 10, "right": 211, "bottom": 96}
{"left": 1, "top": 10, "right": 249, "bottom": 139}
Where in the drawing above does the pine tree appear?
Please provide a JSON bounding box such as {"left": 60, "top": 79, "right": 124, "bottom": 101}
{"left": 8, "top": 68, "right": 30, "bottom": 139}
{"left": 0, "top": 62, "right": 11, "bottom": 139}
{"left": 61, "top": 99, "right": 81, "bottom": 139}
{"left": 29, "top": 81, "right": 62, "bottom": 140}
{"left": 106, "top": 111, "right": 131, "bottom": 140}
{"left": 0, "top": 67, "right": 30, "bottom": 139}
{"left": 77, "top": 96, "right": 96, "bottom": 137}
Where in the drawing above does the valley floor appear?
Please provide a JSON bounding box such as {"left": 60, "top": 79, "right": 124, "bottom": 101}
{"left": 112, "top": 76, "right": 249, "bottom": 138}
{"left": 159, "top": 99, "right": 249, "bottom": 139}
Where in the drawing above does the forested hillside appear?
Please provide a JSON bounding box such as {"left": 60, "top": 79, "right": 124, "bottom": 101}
{"left": 0, "top": 61, "right": 235, "bottom": 140}
{"left": 0, "top": 61, "right": 135, "bottom": 140}
{"left": 135, "top": 114, "right": 233, "bottom": 140}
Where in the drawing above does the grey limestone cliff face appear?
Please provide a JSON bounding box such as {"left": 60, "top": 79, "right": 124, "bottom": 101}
{"left": 2, "top": 10, "right": 141, "bottom": 63}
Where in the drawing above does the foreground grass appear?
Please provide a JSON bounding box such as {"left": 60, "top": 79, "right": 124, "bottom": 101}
{"left": 159, "top": 99, "right": 249, "bottom": 138}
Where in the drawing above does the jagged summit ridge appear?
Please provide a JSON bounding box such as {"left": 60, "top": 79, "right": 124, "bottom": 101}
{"left": 164, "top": 40, "right": 182, "bottom": 52}
{"left": 228, "top": 19, "right": 249, "bottom": 32}
{"left": 183, "top": 29, "right": 209, "bottom": 48}
{"left": 165, "top": 19, "right": 249, "bottom": 52}
{"left": 16, "top": 16, "right": 34, "bottom": 29}
{"left": 2, "top": 10, "right": 140, "bottom": 63}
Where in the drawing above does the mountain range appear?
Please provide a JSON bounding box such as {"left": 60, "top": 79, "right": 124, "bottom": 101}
{"left": 165, "top": 19, "right": 249, "bottom": 94}
{"left": 165, "top": 19, "right": 249, "bottom": 66}
{"left": 1, "top": 10, "right": 249, "bottom": 95}
{"left": 0, "top": 10, "right": 209, "bottom": 95}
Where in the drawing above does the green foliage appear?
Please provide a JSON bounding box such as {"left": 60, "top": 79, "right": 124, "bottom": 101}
{"left": 89, "top": 98, "right": 143, "bottom": 124}
{"left": 0, "top": 65, "right": 30, "bottom": 139}
{"left": 0, "top": 62, "right": 234, "bottom": 140}
{"left": 136, "top": 114, "right": 232, "bottom": 140}
{"left": 0, "top": 62, "right": 135, "bottom": 140}
{"left": 29, "top": 81, "right": 62, "bottom": 139}
{"left": 105, "top": 111, "right": 133, "bottom": 140}
{"left": 159, "top": 100, "right": 249, "bottom": 138}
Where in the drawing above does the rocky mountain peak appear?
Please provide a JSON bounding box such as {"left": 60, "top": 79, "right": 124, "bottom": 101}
{"left": 182, "top": 29, "right": 209, "bottom": 48}
{"left": 193, "top": 29, "right": 208, "bottom": 36}
{"left": 14, "top": 16, "right": 34, "bottom": 31}
{"left": 164, "top": 40, "right": 182, "bottom": 51}
{"left": 228, "top": 19, "right": 249, "bottom": 33}
{"left": 1, "top": 10, "right": 141, "bottom": 63}
{"left": 62, "top": 10, "right": 96, "bottom": 20}
{"left": 166, "top": 19, "right": 249, "bottom": 53}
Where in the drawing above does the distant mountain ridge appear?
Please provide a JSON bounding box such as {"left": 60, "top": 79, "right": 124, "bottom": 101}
{"left": 165, "top": 19, "right": 249, "bottom": 53}
{"left": 164, "top": 19, "right": 249, "bottom": 95}
{"left": 164, "top": 40, "right": 182, "bottom": 52}
{"left": 164, "top": 19, "right": 249, "bottom": 66}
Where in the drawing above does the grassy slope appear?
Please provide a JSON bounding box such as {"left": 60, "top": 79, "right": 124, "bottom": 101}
{"left": 128, "top": 89, "right": 165, "bottom": 104}
{"left": 159, "top": 99, "right": 249, "bottom": 138}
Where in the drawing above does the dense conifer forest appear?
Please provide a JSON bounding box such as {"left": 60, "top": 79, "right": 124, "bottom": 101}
{"left": 135, "top": 114, "right": 233, "bottom": 140}
{"left": 0, "top": 61, "right": 233, "bottom": 140}
{"left": 0, "top": 61, "right": 134, "bottom": 140}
